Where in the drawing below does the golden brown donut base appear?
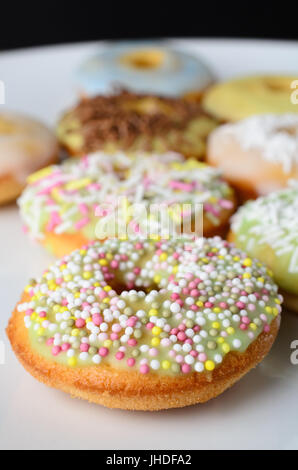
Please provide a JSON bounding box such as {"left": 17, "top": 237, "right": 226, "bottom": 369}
{"left": 7, "top": 294, "right": 280, "bottom": 411}
{"left": 0, "top": 154, "right": 58, "bottom": 206}
{"left": 0, "top": 174, "right": 24, "bottom": 205}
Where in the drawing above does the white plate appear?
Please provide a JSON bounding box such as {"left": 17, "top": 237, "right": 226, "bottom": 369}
{"left": 0, "top": 39, "right": 298, "bottom": 451}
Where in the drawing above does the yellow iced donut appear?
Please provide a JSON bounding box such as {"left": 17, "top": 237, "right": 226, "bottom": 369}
{"left": 203, "top": 75, "right": 298, "bottom": 122}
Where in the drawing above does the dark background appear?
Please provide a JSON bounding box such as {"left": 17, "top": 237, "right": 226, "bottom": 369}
{"left": 0, "top": 2, "right": 297, "bottom": 51}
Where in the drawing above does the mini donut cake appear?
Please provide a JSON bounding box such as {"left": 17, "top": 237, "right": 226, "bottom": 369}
{"left": 7, "top": 236, "right": 282, "bottom": 410}
{"left": 0, "top": 112, "right": 58, "bottom": 205}
{"left": 203, "top": 75, "right": 298, "bottom": 122}
{"left": 229, "top": 184, "right": 298, "bottom": 313}
{"left": 57, "top": 90, "right": 217, "bottom": 159}
{"left": 77, "top": 41, "right": 214, "bottom": 98}
{"left": 207, "top": 114, "right": 298, "bottom": 200}
{"left": 19, "top": 152, "right": 235, "bottom": 257}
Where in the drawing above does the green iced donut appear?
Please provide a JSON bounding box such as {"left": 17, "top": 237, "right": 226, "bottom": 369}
{"left": 230, "top": 185, "right": 298, "bottom": 297}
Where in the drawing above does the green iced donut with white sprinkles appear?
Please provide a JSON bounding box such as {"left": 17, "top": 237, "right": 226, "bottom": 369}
{"left": 229, "top": 184, "right": 298, "bottom": 312}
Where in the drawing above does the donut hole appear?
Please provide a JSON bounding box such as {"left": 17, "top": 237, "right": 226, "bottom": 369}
{"left": 120, "top": 49, "right": 165, "bottom": 70}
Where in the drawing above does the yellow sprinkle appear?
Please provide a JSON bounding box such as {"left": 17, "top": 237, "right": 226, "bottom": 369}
{"left": 222, "top": 343, "right": 230, "bottom": 353}
{"left": 257, "top": 277, "right": 264, "bottom": 283}
{"left": 267, "top": 268, "right": 273, "bottom": 277}
{"left": 272, "top": 308, "right": 279, "bottom": 317}
{"left": 249, "top": 323, "right": 257, "bottom": 331}
{"left": 274, "top": 298, "right": 281, "bottom": 305}
{"left": 65, "top": 178, "right": 92, "bottom": 191}
{"left": 104, "top": 340, "right": 112, "bottom": 348}
{"left": 27, "top": 166, "right": 53, "bottom": 184}
{"left": 86, "top": 318, "right": 92, "bottom": 323}
{"left": 205, "top": 360, "right": 215, "bottom": 371}
{"left": 80, "top": 249, "right": 87, "bottom": 255}
{"left": 64, "top": 274, "right": 73, "bottom": 282}
{"left": 151, "top": 337, "right": 160, "bottom": 347}
{"left": 265, "top": 306, "right": 272, "bottom": 314}
{"left": 212, "top": 322, "right": 220, "bottom": 329}
{"left": 217, "top": 337, "right": 224, "bottom": 344}
{"left": 71, "top": 329, "right": 80, "bottom": 337}
{"left": 196, "top": 301, "right": 204, "bottom": 308}
{"left": 99, "top": 259, "right": 108, "bottom": 266}
{"left": 53, "top": 305, "right": 60, "bottom": 313}
{"left": 103, "top": 298, "right": 110, "bottom": 304}
{"left": 172, "top": 266, "right": 178, "bottom": 274}
{"left": 152, "top": 326, "right": 162, "bottom": 336}
{"left": 149, "top": 309, "right": 158, "bottom": 316}
{"left": 60, "top": 306, "right": 68, "bottom": 313}
{"left": 213, "top": 307, "right": 221, "bottom": 314}
{"left": 37, "top": 328, "right": 45, "bottom": 336}
{"left": 68, "top": 357, "right": 77, "bottom": 367}
{"left": 83, "top": 272, "right": 92, "bottom": 280}
{"left": 31, "top": 312, "right": 37, "bottom": 320}
{"left": 94, "top": 282, "right": 100, "bottom": 287}
{"left": 233, "top": 256, "right": 240, "bottom": 261}
{"left": 154, "top": 275, "right": 161, "bottom": 284}
{"left": 106, "top": 253, "right": 113, "bottom": 260}
{"left": 227, "top": 327, "right": 235, "bottom": 335}
{"left": 104, "top": 286, "right": 112, "bottom": 292}
{"left": 243, "top": 258, "right": 252, "bottom": 267}
{"left": 60, "top": 264, "right": 67, "bottom": 271}
{"left": 243, "top": 273, "right": 251, "bottom": 279}
{"left": 160, "top": 253, "right": 168, "bottom": 261}
{"left": 162, "top": 360, "right": 171, "bottom": 370}
{"left": 74, "top": 293, "right": 80, "bottom": 298}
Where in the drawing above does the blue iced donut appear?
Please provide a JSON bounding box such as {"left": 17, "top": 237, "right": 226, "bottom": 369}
{"left": 77, "top": 41, "right": 214, "bottom": 97}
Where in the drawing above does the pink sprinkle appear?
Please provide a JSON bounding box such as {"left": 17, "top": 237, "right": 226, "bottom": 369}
{"left": 110, "top": 333, "right": 118, "bottom": 341}
{"left": 46, "top": 338, "right": 54, "bottom": 346}
{"left": 128, "top": 339, "right": 137, "bottom": 347}
{"left": 219, "top": 199, "right": 234, "bottom": 209}
{"left": 198, "top": 353, "right": 207, "bottom": 362}
{"left": 116, "top": 351, "right": 125, "bottom": 360}
{"left": 52, "top": 346, "right": 61, "bottom": 356}
{"left": 127, "top": 358, "right": 136, "bottom": 367}
{"left": 242, "top": 316, "right": 250, "bottom": 324}
{"left": 78, "top": 203, "right": 89, "bottom": 215}
{"left": 61, "top": 343, "right": 71, "bottom": 352}
{"left": 39, "top": 311, "right": 47, "bottom": 318}
{"left": 25, "top": 309, "right": 34, "bottom": 316}
{"left": 240, "top": 324, "right": 247, "bottom": 330}
{"left": 140, "top": 364, "right": 150, "bottom": 374}
{"left": 99, "top": 347, "right": 109, "bottom": 357}
{"left": 80, "top": 343, "right": 89, "bottom": 353}
{"left": 169, "top": 180, "right": 195, "bottom": 192}
{"left": 76, "top": 318, "right": 86, "bottom": 328}
{"left": 75, "top": 217, "right": 90, "bottom": 230}
{"left": 236, "top": 301, "right": 246, "bottom": 309}
{"left": 146, "top": 322, "right": 154, "bottom": 330}
{"left": 264, "top": 324, "right": 270, "bottom": 333}
{"left": 177, "top": 332, "right": 187, "bottom": 341}
{"left": 110, "top": 260, "right": 119, "bottom": 269}
{"left": 176, "top": 355, "right": 184, "bottom": 364}
{"left": 181, "top": 364, "right": 191, "bottom": 374}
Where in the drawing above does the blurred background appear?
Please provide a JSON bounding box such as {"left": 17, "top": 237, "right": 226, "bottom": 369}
{"left": 0, "top": 2, "right": 297, "bottom": 51}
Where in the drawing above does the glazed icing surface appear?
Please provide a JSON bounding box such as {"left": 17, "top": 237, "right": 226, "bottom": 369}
{"left": 19, "top": 152, "right": 234, "bottom": 241}
{"left": 0, "top": 113, "right": 57, "bottom": 182}
{"left": 217, "top": 114, "right": 298, "bottom": 173}
{"left": 231, "top": 185, "right": 298, "bottom": 294}
{"left": 18, "top": 237, "right": 282, "bottom": 375}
